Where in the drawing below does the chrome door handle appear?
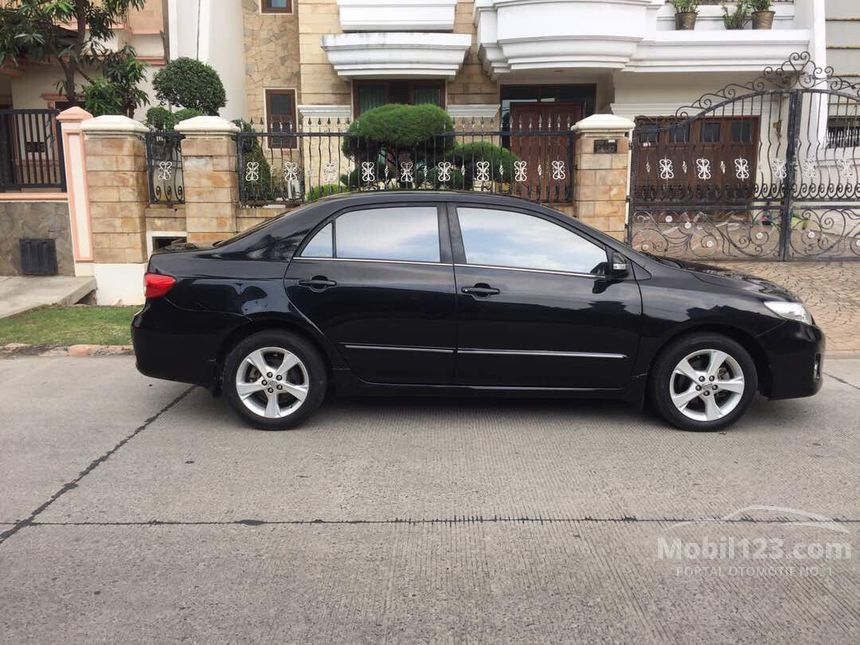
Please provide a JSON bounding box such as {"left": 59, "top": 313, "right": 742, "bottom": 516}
{"left": 462, "top": 284, "right": 500, "bottom": 297}
{"left": 298, "top": 277, "right": 337, "bottom": 290}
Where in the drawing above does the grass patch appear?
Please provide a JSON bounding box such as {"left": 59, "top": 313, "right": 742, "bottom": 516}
{"left": 0, "top": 305, "right": 138, "bottom": 347}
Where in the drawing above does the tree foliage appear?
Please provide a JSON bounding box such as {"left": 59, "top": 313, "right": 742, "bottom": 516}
{"left": 0, "top": 0, "right": 147, "bottom": 104}
{"left": 83, "top": 45, "right": 148, "bottom": 117}
{"left": 152, "top": 57, "right": 226, "bottom": 115}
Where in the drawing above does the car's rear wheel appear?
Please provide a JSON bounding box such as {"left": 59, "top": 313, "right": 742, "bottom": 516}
{"left": 223, "top": 330, "right": 326, "bottom": 430}
{"left": 650, "top": 333, "right": 757, "bottom": 432}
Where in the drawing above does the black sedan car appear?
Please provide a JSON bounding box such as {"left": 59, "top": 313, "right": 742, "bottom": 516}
{"left": 133, "top": 192, "right": 823, "bottom": 432}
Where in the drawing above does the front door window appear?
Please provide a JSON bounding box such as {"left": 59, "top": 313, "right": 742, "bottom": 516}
{"left": 458, "top": 207, "right": 607, "bottom": 275}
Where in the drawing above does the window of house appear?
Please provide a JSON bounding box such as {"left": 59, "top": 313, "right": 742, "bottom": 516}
{"left": 731, "top": 120, "right": 755, "bottom": 144}
{"left": 261, "top": 0, "right": 291, "bottom": 13}
{"left": 700, "top": 122, "right": 721, "bottom": 143}
{"left": 352, "top": 80, "right": 445, "bottom": 116}
{"left": 301, "top": 207, "right": 441, "bottom": 262}
{"left": 668, "top": 123, "right": 690, "bottom": 143}
{"left": 265, "top": 89, "right": 297, "bottom": 148}
{"left": 457, "top": 208, "right": 606, "bottom": 275}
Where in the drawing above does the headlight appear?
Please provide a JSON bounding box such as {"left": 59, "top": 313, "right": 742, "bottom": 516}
{"left": 764, "top": 301, "right": 813, "bottom": 325}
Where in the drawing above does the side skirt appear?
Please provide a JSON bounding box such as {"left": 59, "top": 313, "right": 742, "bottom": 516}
{"left": 332, "top": 369, "right": 633, "bottom": 401}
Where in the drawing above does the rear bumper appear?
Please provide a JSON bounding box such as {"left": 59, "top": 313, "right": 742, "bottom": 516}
{"left": 758, "top": 320, "right": 825, "bottom": 400}
{"left": 132, "top": 300, "right": 242, "bottom": 388}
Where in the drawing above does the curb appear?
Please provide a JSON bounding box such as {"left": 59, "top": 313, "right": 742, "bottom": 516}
{"left": 0, "top": 343, "right": 134, "bottom": 358}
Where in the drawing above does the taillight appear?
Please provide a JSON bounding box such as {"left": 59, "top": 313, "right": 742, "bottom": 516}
{"left": 144, "top": 272, "right": 176, "bottom": 299}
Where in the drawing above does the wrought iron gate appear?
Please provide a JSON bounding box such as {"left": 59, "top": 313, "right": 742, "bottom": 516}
{"left": 628, "top": 53, "right": 860, "bottom": 261}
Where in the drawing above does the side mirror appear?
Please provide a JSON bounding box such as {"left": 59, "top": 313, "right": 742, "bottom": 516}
{"left": 609, "top": 251, "right": 629, "bottom": 278}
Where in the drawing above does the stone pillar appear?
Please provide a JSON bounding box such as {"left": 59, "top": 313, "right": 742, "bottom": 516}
{"left": 56, "top": 107, "right": 94, "bottom": 276}
{"left": 80, "top": 115, "right": 150, "bottom": 305}
{"left": 175, "top": 116, "right": 240, "bottom": 245}
{"left": 572, "top": 114, "right": 635, "bottom": 241}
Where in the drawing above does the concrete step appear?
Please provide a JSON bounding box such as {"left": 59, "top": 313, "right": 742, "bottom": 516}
{"left": 0, "top": 276, "right": 97, "bottom": 319}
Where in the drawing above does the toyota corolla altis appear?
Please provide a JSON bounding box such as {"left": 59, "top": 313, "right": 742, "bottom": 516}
{"left": 132, "top": 192, "right": 823, "bottom": 431}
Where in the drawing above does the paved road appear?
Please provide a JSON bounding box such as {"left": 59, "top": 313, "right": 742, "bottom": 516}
{"left": 1, "top": 356, "right": 858, "bottom": 644}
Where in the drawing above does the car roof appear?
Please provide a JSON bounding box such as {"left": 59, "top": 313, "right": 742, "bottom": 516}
{"left": 309, "top": 190, "right": 546, "bottom": 208}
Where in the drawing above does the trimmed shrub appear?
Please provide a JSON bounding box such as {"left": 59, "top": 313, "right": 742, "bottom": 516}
{"left": 452, "top": 142, "right": 519, "bottom": 189}
{"left": 145, "top": 106, "right": 204, "bottom": 130}
{"left": 342, "top": 104, "right": 454, "bottom": 186}
{"left": 152, "top": 57, "right": 226, "bottom": 115}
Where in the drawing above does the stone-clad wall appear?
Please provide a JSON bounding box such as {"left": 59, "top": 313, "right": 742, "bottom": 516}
{"left": 0, "top": 201, "right": 74, "bottom": 275}
{"left": 242, "top": 0, "right": 302, "bottom": 125}
{"left": 84, "top": 133, "right": 149, "bottom": 264}
{"left": 238, "top": 0, "right": 502, "bottom": 119}
{"left": 298, "top": 0, "right": 351, "bottom": 108}
{"left": 447, "top": 1, "right": 498, "bottom": 107}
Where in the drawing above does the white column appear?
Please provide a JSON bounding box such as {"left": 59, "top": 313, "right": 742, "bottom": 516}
{"left": 57, "top": 106, "right": 95, "bottom": 276}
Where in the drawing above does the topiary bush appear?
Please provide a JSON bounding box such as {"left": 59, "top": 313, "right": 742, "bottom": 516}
{"left": 342, "top": 104, "right": 454, "bottom": 188}
{"left": 145, "top": 106, "right": 204, "bottom": 130}
{"left": 452, "top": 142, "right": 519, "bottom": 189}
{"left": 152, "top": 57, "right": 226, "bottom": 115}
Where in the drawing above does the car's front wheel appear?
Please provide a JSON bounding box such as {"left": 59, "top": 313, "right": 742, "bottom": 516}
{"left": 650, "top": 333, "right": 758, "bottom": 432}
{"left": 223, "top": 330, "right": 327, "bottom": 430}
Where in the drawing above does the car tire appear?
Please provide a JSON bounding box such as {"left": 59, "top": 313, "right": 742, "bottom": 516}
{"left": 650, "top": 333, "right": 758, "bottom": 432}
{"left": 223, "top": 330, "right": 327, "bottom": 430}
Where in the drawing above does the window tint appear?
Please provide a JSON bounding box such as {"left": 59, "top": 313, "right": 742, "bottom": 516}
{"left": 335, "top": 207, "right": 440, "bottom": 262}
{"left": 458, "top": 208, "right": 606, "bottom": 275}
{"left": 301, "top": 223, "right": 333, "bottom": 257}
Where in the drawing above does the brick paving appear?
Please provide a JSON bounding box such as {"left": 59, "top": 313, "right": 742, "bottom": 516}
{"left": 718, "top": 262, "right": 860, "bottom": 354}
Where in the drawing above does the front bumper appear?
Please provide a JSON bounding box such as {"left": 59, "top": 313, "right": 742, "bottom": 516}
{"left": 758, "top": 320, "right": 825, "bottom": 400}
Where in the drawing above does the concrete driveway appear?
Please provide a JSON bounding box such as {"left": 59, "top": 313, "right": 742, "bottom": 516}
{"left": 1, "top": 356, "right": 858, "bottom": 643}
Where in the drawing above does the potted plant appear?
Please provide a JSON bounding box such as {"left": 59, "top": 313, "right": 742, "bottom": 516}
{"left": 749, "top": 0, "right": 774, "bottom": 29}
{"left": 671, "top": 0, "right": 699, "bottom": 30}
{"left": 722, "top": 1, "right": 750, "bottom": 30}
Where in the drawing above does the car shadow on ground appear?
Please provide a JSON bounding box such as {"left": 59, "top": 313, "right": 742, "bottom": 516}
{"left": 186, "top": 387, "right": 816, "bottom": 437}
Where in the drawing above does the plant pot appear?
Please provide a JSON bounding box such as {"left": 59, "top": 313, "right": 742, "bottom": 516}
{"left": 675, "top": 11, "right": 697, "bottom": 30}
{"left": 752, "top": 10, "right": 774, "bottom": 30}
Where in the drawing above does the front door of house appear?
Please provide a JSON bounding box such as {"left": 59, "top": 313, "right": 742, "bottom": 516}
{"left": 510, "top": 102, "right": 582, "bottom": 202}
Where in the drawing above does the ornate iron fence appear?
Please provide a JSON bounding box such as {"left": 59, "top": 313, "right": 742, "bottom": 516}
{"left": 628, "top": 53, "right": 860, "bottom": 261}
{"left": 145, "top": 131, "right": 184, "bottom": 205}
{"left": 0, "top": 108, "right": 65, "bottom": 192}
{"left": 236, "top": 118, "right": 575, "bottom": 207}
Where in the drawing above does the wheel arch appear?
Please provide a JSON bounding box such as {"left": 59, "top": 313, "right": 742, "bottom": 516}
{"left": 645, "top": 323, "right": 772, "bottom": 398}
{"left": 215, "top": 317, "right": 340, "bottom": 393}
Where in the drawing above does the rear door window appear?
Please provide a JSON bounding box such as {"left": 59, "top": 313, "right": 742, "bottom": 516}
{"left": 301, "top": 206, "right": 442, "bottom": 262}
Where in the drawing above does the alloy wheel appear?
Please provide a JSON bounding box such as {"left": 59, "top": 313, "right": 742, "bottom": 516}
{"left": 669, "top": 349, "right": 746, "bottom": 422}
{"left": 234, "top": 346, "right": 309, "bottom": 419}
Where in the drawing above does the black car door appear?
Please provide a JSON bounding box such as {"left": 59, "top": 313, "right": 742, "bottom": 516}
{"left": 284, "top": 203, "right": 456, "bottom": 384}
{"left": 450, "top": 204, "right": 642, "bottom": 390}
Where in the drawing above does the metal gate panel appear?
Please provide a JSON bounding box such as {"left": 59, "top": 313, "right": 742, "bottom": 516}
{"left": 627, "top": 53, "right": 860, "bottom": 261}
